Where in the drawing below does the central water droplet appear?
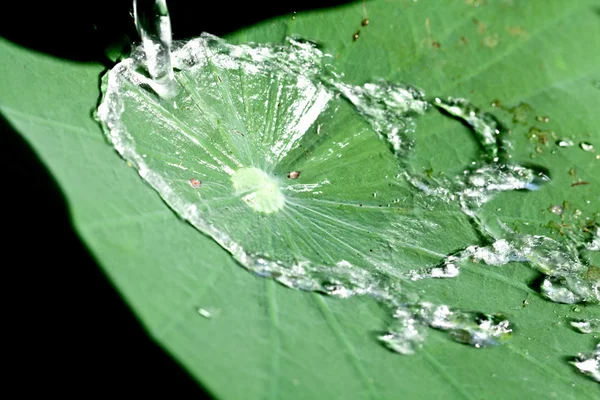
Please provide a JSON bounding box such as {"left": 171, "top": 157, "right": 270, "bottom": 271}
{"left": 231, "top": 167, "right": 285, "bottom": 213}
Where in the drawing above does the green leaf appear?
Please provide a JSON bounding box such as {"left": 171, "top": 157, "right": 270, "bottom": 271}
{"left": 1, "top": 1, "right": 599, "bottom": 398}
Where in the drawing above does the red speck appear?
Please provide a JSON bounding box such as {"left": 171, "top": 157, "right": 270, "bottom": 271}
{"left": 287, "top": 171, "right": 301, "bottom": 179}
{"left": 189, "top": 178, "right": 202, "bottom": 188}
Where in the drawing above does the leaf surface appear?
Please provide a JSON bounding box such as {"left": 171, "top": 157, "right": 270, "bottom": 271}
{"left": 1, "top": 1, "right": 599, "bottom": 398}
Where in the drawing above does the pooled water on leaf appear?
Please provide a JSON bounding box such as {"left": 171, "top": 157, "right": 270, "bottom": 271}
{"left": 571, "top": 319, "right": 600, "bottom": 334}
{"left": 570, "top": 319, "right": 600, "bottom": 382}
{"left": 580, "top": 141, "right": 595, "bottom": 152}
{"left": 571, "top": 343, "right": 600, "bottom": 382}
{"left": 98, "top": 33, "right": 496, "bottom": 353}
{"left": 98, "top": 32, "right": 598, "bottom": 362}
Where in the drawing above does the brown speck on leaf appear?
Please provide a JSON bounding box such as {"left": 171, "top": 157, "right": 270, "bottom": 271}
{"left": 287, "top": 171, "right": 300, "bottom": 179}
{"left": 353, "top": 30, "right": 360, "bottom": 41}
{"left": 506, "top": 26, "right": 527, "bottom": 37}
{"left": 432, "top": 41, "right": 441, "bottom": 48}
{"left": 189, "top": 178, "right": 202, "bottom": 188}
{"left": 359, "top": 203, "right": 363, "bottom": 207}
{"left": 491, "top": 99, "right": 501, "bottom": 107}
{"left": 473, "top": 18, "right": 486, "bottom": 34}
{"left": 571, "top": 181, "right": 590, "bottom": 187}
{"left": 361, "top": 18, "right": 369, "bottom": 27}
{"left": 460, "top": 36, "right": 469, "bottom": 44}
{"left": 217, "top": 76, "right": 222, "bottom": 83}
{"left": 568, "top": 168, "right": 576, "bottom": 176}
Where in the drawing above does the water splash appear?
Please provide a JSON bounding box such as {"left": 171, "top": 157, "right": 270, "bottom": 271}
{"left": 133, "top": 0, "right": 178, "bottom": 97}
{"left": 98, "top": 33, "right": 505, "bottom": 353}
{"left": 97, "top": 22, "right": 597, "bottom": 364}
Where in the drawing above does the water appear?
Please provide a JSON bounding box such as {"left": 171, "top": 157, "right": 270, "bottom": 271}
{"left": 571, "top": 343, "right": 600, "bottom": 382}
{"left": 444, "top": 234, "right": 599, "bottom": 304}
{"left": 98, "top": 2, "right": 598, "bottom": 367}
{"left": 580, "top": 142, "right": 595, "bottom": 152}
{"left": 433, "top": 97, "right": 505, "bottom": 162}
{"left": 571, "top": 319, "right": 600, "bottom": 334}
{"left": 98, "top": 32, "right": 498, "bottom": 353}
{"left": 571, "top": 319, "right": 600, "bottom": 382}
{"left": 556, "top": 138, "right": 574, "bottom": 147}
{"left": 133, "top": 0, "right": 178, "bottom": 97}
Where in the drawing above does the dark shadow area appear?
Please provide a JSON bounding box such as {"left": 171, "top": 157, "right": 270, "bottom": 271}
{"left": 1, "top": 1, "right": 354, "bottom": 65}
{"left": 526, "top": 273, "right": 546, "bottom": 295}
{"left": 1, "top": 114, "right": 211, "bottom": 397}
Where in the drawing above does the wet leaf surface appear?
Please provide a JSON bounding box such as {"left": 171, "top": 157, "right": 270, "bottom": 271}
{"left": 1, "top": 1, "right": 599, "bottom": 398}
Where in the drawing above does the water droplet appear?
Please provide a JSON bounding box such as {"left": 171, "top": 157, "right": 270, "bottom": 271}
{"left": 352, "top": 30, "right": 360, "bottom": 41}
{"left": 361, "top": 18, "right": 370, "bottom": 27}
{"left": 580, "top": 142, "right": 594, "bottom": 152}
{"left": 570, "top": 343, "right": 600, "bottom": 382}
{"left": 556, "top": 138, "right": 574, "bottom": 147}
{"left": 197, "top": 308, "right": 212, "bottom": 318}
{"left": 549, "top": 205, "right": 564, "bottom": 215}
{"left": 571, "top": 319, "right": 600, "bottom": 334}
{"left": 536, "top": 116, "right": 549, "bottom": 123}
{"left": 287, "top": 171, "right": 300, "bottom": 179}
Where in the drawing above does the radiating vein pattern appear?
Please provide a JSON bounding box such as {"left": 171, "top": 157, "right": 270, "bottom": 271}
{"left": 97, "top": 33, "right": 514, "bottom": 353}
